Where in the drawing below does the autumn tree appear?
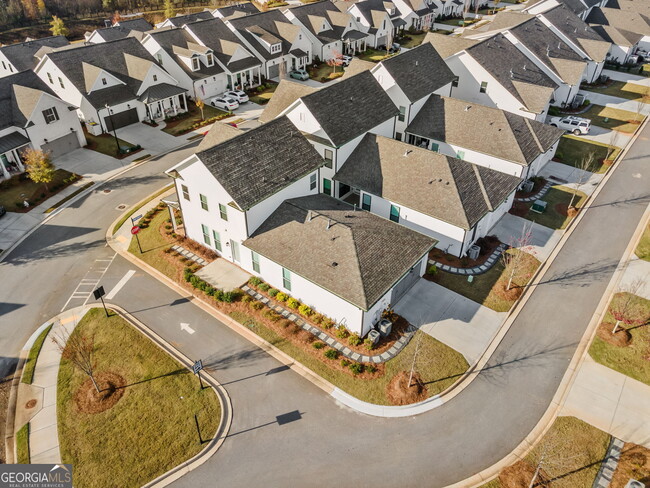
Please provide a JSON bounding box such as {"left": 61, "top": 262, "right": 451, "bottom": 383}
{"left": 52, "top": 329, "right": 100, "bottom": 393}
{"left": 23, "top": 148, "right": 55, "bottom": 192}
{"left": 50, "top": 15, "right": 69, "bottom": 36}
{"left": 327, "top": 50, "right": 344, "bottom": 74}
{"left": 36, "top": 0, "right": 46, "bottom": 17}
{"left": 501, "top": 220, "right": 535, "bottom": 291}
{"left": 164, "top": 0, "right": 175, "bottom": 20}
{"left": 111, "top": 10, "right": 122, "bottom": 24}
{"left": 195, "top": 97, "right": 205, "bottom": 121}
{"left": 610, "top": 278, "right": 649, "bottom": 334}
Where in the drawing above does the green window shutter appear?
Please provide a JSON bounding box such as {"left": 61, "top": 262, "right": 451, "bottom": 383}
{"left": 431, "top": 142, "right": 439, "bottom": 152}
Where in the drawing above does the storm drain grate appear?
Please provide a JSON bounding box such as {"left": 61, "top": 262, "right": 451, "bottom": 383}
{"left": 116, "top": 204, "right": 127, "bottom": 211}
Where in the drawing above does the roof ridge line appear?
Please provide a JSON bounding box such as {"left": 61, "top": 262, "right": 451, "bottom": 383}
{"left": 471, "top": 163, "right": 494, "bottom": 212}
{"left": 523, "top": 117, "right": 545, "bottom": 153}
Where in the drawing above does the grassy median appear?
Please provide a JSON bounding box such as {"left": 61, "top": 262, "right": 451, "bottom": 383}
{"left": 21, "top": 324, "right": 52, "bottom": 384}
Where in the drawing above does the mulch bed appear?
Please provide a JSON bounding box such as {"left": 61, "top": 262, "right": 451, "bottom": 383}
{"left": 74, "top": 372, "right": 126, "bottom": 414}
{"left": 610, "top": 443, "right": 650, "bottom": 488}
{"left": 386, "top": 371, "right": 427, "bottom": 406}
{"left": 509, "top": 201, "right": 530, "bottom": 218}
{"left": 429, "top": 235, "right": 502, "bottom": 268}
{"left": 596, "top": 322, "right": 632, "bottom": 347}
{"left": 499, "top": 460, "right": 550, "bottom": 488}
{"left": 515, "top": 178, "right": 547, "bottom": 200}
{"left": 1, "top": 172, "right": 81, "bottom": 213}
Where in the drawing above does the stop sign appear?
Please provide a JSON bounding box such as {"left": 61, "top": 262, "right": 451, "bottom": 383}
{"left": 131, "top": 226, "right": 140, "bottom": 235}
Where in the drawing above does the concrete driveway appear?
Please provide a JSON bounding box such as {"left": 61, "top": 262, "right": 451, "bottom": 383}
{"left": 539, "top": 161, "right": 603, "bottom": 196}
{"left": 53, "top": 147, "right": 122, "bottom": 179}
{"left": 490, "top": 213, "right": 562, "bottom": 262}
{"left": 394, "top": 279, "right": 505, "bottom": 364}
{"left": 114, "top": 123, "right": 182, "bottom": 155}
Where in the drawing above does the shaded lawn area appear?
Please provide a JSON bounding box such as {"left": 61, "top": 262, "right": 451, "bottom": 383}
{"left": 15, "top": 423, "right": 29, "bottom": 464}
{"left": 589, "top": 293, "right": 650, "bottom": 386}
{"left": 249, "top": 83, "right": 278, "bottom": 105}
{"left": 162, "top": 105, "right": 227, "bottom": 136}
{"left": 580, "top": 104, "right": 645, "bottom": 133}
{"left": 0, "top": 169, "right": 77, "bottom": 211}
{"left": 512, "top": 186, "right": 587, "bottom": 230}
{"left": 635, "top": 223, "right": 650, "bottom": 262}
{"left": 22, "top": 324, "right": 52, "bottom": 384}
{"left": 309, "top": 62, "right": 345, "bottom": 82}
{"left": 483, "top": 417, "right": 610, "bottom": 488}
{"left": 58, "top": 308, "right": 221, "bottom": 488}
{"left": 230, "top": 310, "right": 469, "bottom": 405}
{"left": 399, "top": 32, "right": 426, "bottom": 48}
{"left": 128, "top": 208, "right": 180, "bottom": 281}
{"left": 610, "top": 443, "right": 650, "bottom": 487}
{"left": 581, "top": 80, "right": 650, "bottom": 100}
{"left": 430, "top": 249, "right": 541, "bottom": 312}
{"left": 84, "top": 130, "right": 137, "bottom": 158}
{"left": 357, "top": 48, "right": 393, "bottom": 63}
{"left": 554, "top": 135, "right": 621, "bottom": 174}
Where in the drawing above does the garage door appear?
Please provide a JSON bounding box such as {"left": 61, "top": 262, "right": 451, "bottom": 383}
{"left": 376, "top": 36, "right": 387, "bottom": 48}
{"left": 268, "top": 63, "right": 280, "bottom": 79}
{"left": 391, "top": 259, "right": 423, "bottom": 304}
{"left": 41, "top": 132, "right": 81, "bottom": 158}
{"left": 104, "top": 108, "right": 138, "bottom": 132}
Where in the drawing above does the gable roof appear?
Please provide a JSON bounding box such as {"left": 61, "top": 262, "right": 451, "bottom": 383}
{"left": 0, "top": 70, "right": 59, "bottom": 130}
{"left": 341, "top": 57, "right": 375, "bottom": 78}
{"left": 198, "top": 122, "right": 242, "bottom": 150}
{"left": 425, "top": 32, "right": 479, "bottom": 59}
{"left": 287, "top": 0, "right": 357, "bottom": 44}
{"left": 0, "top": 36, "right": 69, "bottom": 72}
{"left": 299, "top": 70, "right": 398, "bottom": 146}
{"left": 194, "top": 116, "right": 324, "bottom": 210}
{"left": 377, "top": 42, "right": 456, "bottom": 102}
{"left": 244, "top": 193, "right": 436, "bottom": 310}
{"left": 229, "top": 10, "right": 304, "bottom": 60}
{"left": 115, "top": 17, "right": 153, "bottom": 31}
{"left": 406, "top": 95, "right": 564, "bottom": 167}
{"left": 589, "top": 24, "right": 642, "bottom": 48}
{"left": 334, "top": 134, "right": 520, "bottom": 230}
{"left": 259, "top": 79, "right": 318, "bottom": 124}
{"left": 586, "top": 6, "right": 650, "bottom": 36}
{"left": 466, "top": 34, "right": 558, "bottom": 114}
{"left": 166, "top": 11, "right": 214, "bottom": 27}
{"left": 215, "top": 2, "right": 259, "bottom": 19}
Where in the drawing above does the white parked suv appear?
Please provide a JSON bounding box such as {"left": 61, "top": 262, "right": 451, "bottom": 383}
{"left": 224, "top": 90, "right": 249, "bottom": 103}
{"left": 549, "top": 115, "right": 591, "bottom": 135}
{"left": 210, "top": 96, "right": 239, "bottom": 111}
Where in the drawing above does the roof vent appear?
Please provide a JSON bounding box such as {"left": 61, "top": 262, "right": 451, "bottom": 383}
{"left": 332, "top": 262, "right": 338, "bottom": 267}
{"left": 509, "top": 69, "right": 513, "bottom": 78}
{"left": 428, "top": 180, "right": 433, "bottom": 184}
{"left": 327, "top": 218, "right": 332, "bottom": 230}
{"left": 465, "top": 105, "right": 471, "bottom": 111}
{"left": 558, "top": 41, "right": 561, "bottom": 49}
{"left": 353, "top": 203, "right": 357, "bottom": 211}
{"left": 307, "top": 210, "right": 313, "bottom": 221}
{"left": 403, "top": 149, "right": 412, "bottom": 157}
{"left": 415, "top": 60, "right": 419, "bottom": 66}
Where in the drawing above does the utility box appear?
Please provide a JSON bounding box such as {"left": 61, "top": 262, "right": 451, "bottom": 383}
{"left": 521, "top": 179, "right": 534, "bottom": 193}
{"left": 468, "top": 244, "right": 481, "bottom": 260}
{"left": 531, "top": 200, "right": 547, "bottom": 214}
{"left": 367, "top": 329, "right": 381, "bottom": 345}
{"left": 377, "top": 319, "right": 392, "bottom": 337}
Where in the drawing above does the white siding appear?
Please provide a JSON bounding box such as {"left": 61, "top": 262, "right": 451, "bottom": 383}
{"left": 25, "top": 93, "right": 86, "bottom": 150}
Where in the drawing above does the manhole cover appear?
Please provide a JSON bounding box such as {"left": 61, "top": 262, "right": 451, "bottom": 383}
{"left": 103, "top": 189, "right": 112, "bottom": 194}
{"left": 25, "top": 399, "right": 37, "bottom": 409}
{"left": 116, "top": 204, "right": 127, "bottom": 211}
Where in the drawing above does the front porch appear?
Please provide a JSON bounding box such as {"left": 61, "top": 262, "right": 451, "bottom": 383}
{"left": 343, "top": 32, "right": 368, "bottom": 55}
{"left": 290, "top": 49, "right": 309, "bottom": 70}
{"left": 0, "top": 132, "right": 29, "bottom": 180}
{"left": 227, "top": 65, "right": 262, "bottom": 91}
{"left": 140, "top": 84, "right": 188, "bottom": 123}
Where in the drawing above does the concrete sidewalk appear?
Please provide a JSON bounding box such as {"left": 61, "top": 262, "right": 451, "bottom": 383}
{"left": 602, "top": 68, "right": 650, "bottom": 87}
{"left": 579, "top": 90, "right": 650, "bottom": 116}
{"left": 617, "top": 254, "right": 650, "bottom": 300}
{"left": 539, "top": 161, "right": 604, "bottom": 197}
{"left": 562, "top": 357, "right": 650, "bottom": 448}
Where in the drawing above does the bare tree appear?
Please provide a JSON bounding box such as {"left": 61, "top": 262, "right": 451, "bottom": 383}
{"left": 606, "top": 129, "right": 621, "bottom": 162}
{"left": 527, "top": 430, "right": 583, "bottom": 488}
{"left": 610, "top": 278, "right": 648, "bottom": 334}
{"left": 408, "top": 329, "right": 425, "bottom": 387}
{"left": 568, "top": 151, "right": 595, "bottom": 209}
{"left": 52, "top": 329, "right": 100, "bottom": 393}
{"left": 635, "top": 85, "right": 649, "bottom": 119}
{"left": 501, "top": 220, "right": 535, "bottom": 291}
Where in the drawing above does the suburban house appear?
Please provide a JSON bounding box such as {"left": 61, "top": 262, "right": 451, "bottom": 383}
{"left": 278, "top": 70, "right": 399, "bottom": 199}
{"left": 404, "top": 95, "right": 565, "bottom": 178}
{"left": 370, "top": 42, "right": 456, "bottom": 139}
{"left": 587, "top": 6, "right": 650, "bottom": 53}
{"left": 213, "top": 2, "right": 259, "bottom": 19}
{"left": 344, "top": 0, "right": 403, "bottom": 48}
{"left": 0, "top": 36, "right": 69, "bottom": 78}
{"left": 525, "top": 0, "right": 609, "bottom": 20}
{"left": 141, "top": 27, "right": 227, "bottom": 101}
{"left": 35, "top": 37, "right": 187, "bottom": 133}
{"left": 155, "top": 11, "right": 214, "bottom": 29}
{"left": 258, "top": 79, "right": 318, "bottom": 124}
{"left": 85, "top": 18, "right": 153, "bottom": 43}
{"left": 0, "top": 71, "right": 85, "bottom": 178}
{"left": 391, "top": 0, "right": 438, "bottom": 30}
{"left": 184, "top": 17, "right": 264, "bottom": 91}
{"left": 589, "top": 23, "right": 642, "bottom": 64}
{"left": 227, "top": 10, "right": 313, "bottom": 79}
{"left": 333, "top": 134, "right": 520, "bottom": 257}
{"left": 465, "top": 13, "right": 589, "bottom": 107}
{"left": 282, "top": 0, "right": 370, "bottom": 60}
{"left": 427, "top": 32, "right": 558, "bottom": 121}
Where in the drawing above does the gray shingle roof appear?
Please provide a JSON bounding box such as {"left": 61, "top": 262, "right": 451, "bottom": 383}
{"left": 0, "top": 131, "right": 30, "bottom": 154}
{"left": 285, "top": 1, "right": 357, "bottom": 44}
{"left": 259, "top": 79, "right": 318, "bottom": 124}
{"left": 198, "top": 122, "right": 242, "bottom": 151}
{"left": 425, "top": 32, "right": 479, "bottom": 59}
{"left": 589, "top": 24, "right": 642, "bottom": 48}
{"left": 139, "top": 83, "right": 186, "bottom": 103}
{"left": 115, "top": 18, "right": 153, "bottom": 31}
{"left": 0, "top": 36, "right": 69, "bottom": 72}
{"left": 215, "top": 2, "right": 259, "bottom": 18}
{"left": 299, "top": 70, "right": 398, "bottom": 146}
{"left": 244, "top": 193, "right": 436, "bottom": 310}
{"left": 229, "top": 10, "right": 303, "bottom": 61}
{"left": 0, "top": 70, "right": 55, "bottom": 131}
{"left": 587, "top": 6, "right": 650, "bottom": 36}
{"left": 543, "top": 5, "right": 611, "bottom": 62}
{"left": 406, "top": 95, "right": 564, "bottom": 166}
{"left": 195, "top": 116, "right": 324, "bottom": 210}
{"left": 334, "top": 134, "right": 520, "bottom": 229}
{"left": 166, "top": 11, "right": 214, "bottom": 27}
{"left": 378, "top": 43, "right": 455, "bottom": 102}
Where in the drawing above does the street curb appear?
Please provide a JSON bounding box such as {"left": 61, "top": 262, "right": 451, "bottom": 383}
{"left": 449, "top": 112, "right": 650, "bottom": 488}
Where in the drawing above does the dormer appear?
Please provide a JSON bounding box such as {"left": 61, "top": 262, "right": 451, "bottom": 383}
{"left": 384, "top": 1, "right": 396, "bottom": 16}
{"left": 246, "top": 26, "right": 283, "bottom": 55}
{"left": 172, "top": 45, "right": 201, "bottom": 71}
{"left": 270, "top": 42, "right": 282, "bottom": 55}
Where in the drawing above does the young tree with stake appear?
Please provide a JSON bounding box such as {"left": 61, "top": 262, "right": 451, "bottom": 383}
{"left": 52, "top": 329, "right": 100, "bottom": 392}
{"left": 610, "top": 278, "right": 648, "bottom": 334}
{"left": 501, "top": 220, "right": 535, "bottom": 292}
{"left": 568, "top": 151, "right": 595, "bottom": 210}
{"left": 23, "top": 148, "right": 55, "bottom": 192}
{"left": 195, "top": 97, "right": 205, "bottom": 121}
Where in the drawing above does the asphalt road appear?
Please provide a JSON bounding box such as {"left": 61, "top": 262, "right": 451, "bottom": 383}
{"left": 0, "top": 124, "right": 648, "bottom": 487}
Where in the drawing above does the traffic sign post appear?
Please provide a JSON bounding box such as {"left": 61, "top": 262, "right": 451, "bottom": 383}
{"left": 93, "top": 286, "right": 108, "bottom": 317}
{"left": 193, "top": 360, "right": 204, "bottom": 390}
{"left": 131, "top": 225, "right": 142, "bottom": 253}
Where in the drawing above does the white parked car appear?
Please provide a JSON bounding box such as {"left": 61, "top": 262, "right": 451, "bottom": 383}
{"left": 224, "top": 90, "right": 249, "bottom": 103}
{"left": 340, "top": 55, "right": 353, "bottom": 67}
{"left": 210, "top": 96, "right": 239, "bottom": 111}
{"left": 549, "top": 115, "right": 591, "bottom": 135}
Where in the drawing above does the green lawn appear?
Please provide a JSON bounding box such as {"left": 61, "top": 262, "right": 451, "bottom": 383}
{"left": 589, "top": 293, "right": 650, "bottom": 386}
{"left": 112, "top": 184, "right": 173, "bottom": 235}
{"left": 128, "top": 207, "right": 180, "bottom": 280}
{"left": 15, "top": 422, "right": 30, "bottom": 464}
{"left": 437, "top": 17, "right": 466, "bottom": 26}
{"left": 635, "top": 223, "right": 650, "bottom": 262}
{"left": 357, "top": 48, "right": 394, "bottom": 63}
{"left": 581, "top": 80, "right": 650, "bottom": 101}
{"left": 230, "top": 310, "right": 469, "bottom": 405}
{"left": 58, "top": 308, "right": 221, "bottom": 488}
{"left": 22, "top": 324, "right": 52, "bottom": 384}
{"left": 554, "top": 135, "right": 621, "bottom": 174}
{"left": 519, "top": 186, "right": 587, "bottom": 230}
{"left": 249, "top": 83, "right": 278, "bottom": 105}
{"left": 580, "top": 104, "right": 645, "bottom": 133}
{"left": 431, "top": 249, "right": 541, "bottom": 312}
{"left": 162, "top": 105, "right": 227, "bottom": 136}
{"left": 309, "top": 62, "right": 345, "bottom": 82}
{"left": 400, "top": 32, "right": 426, "bottom": 48}
{"left": 84, "top": 130, "right": 137, "bottom": 158}
{"left": 0, "top": 169, "right": 77, "bottom": 211}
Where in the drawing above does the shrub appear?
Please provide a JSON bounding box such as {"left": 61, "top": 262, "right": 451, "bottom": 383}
{"left": 242, "top": 294, "right": 253, "bottom": 303}
{"left": 251, "top": 302, "right": 264, "bottom": 310}
{"left": 427, "top": 265, "right": 438, "bottom": 276}
{"left": 249, "top": 276, "right": 262, "bottom": 287}
{"left": 348, "top": 333, "right": 361, "bottom": 346}
{"left": 341, "top": 359, "right": 351, "bottom": 367}
{"left": 268, "top": 288, "right": 279, "bottom": 297}
{"left": 263, "top": 309, "right": 281, "bottom": 322}
{"left": 322, "top": 318, "right": 335, "bottom": 329}
{"left": 349, "top": 363, "right": 364, "bottom": 375}
{"left": 364, "top": 338, "right": 375, "bottom": 351}
{"left": 324, "top": 349, "right": 339, "bottom": 360}
{"left": 286, "top": 297, "right": 300, "bottom": 309}
{"left": 312, "top": 341, "right": 325, "bottom": 349}
{"left": 259, "top": 283, "right": 270, "bottom": 292}
{"left": 212, "top": 289, "right": 224, "bottom": 301}
{"left": 183, "top": 268, "right": 193, "bottom": 282}
{"left": 336, "top": 325, "right": 349, "bottom": 339}
{"left": 276, "top": 292, "right": 288, "bottom": 302}
{"left": 222, "top": 291, "right": 239, "bottom": 303}
{"left": 298, "top": 304, "right": 312, "bottom": 316}
{"left": 311, "top": 313, "right": 323, "bottom": 324}
{"left": 367, "top": 364, "right": 377, "bottom": 374}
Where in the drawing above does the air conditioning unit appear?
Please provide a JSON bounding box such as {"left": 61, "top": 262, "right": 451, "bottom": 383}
{"left": 521, "top": 179, "right": 534, "bottom": 193}
{"left": 468, "top": 244, "right": 480, "bottom": 260}
{"left": 377, "top": 319, "right": 392, "bottom": 337}
{"left": 367, "top": 329, "right": 381, "bottom": 345}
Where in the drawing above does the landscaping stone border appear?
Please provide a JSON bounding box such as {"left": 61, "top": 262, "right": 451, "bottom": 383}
{"left": 429, "top": 243, "right": 507, "bottom": 276}
{"left": 241, "top": 285, "right": 415, "bottom": 363}
{"left": 514, "top": 181, "right": 553, "bottom": 203}
{"left": 171, "top": 244, "right": 208, "bottom": 266}
{"left": 592, "top": 437, "right": 625, "bottom": 488}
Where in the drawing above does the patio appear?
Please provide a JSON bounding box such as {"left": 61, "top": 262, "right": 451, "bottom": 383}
{"left": 195, "top": 258, "right": 250, "bottom": 292}
{"left": 0, "top": 132, "right": 29, "bottom": 180}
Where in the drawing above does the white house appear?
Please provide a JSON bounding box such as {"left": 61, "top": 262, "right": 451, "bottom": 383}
{"left": 35, "top": 37, "right": 188, "bottom": 133}
{"left": 346, "top": 0, "right": 401, "bottom": 48}
{"left": 427, "top": 32, "right": 558, "bottom": 121}
{"left": 404, "top": 95, "right": 565, "bottom": 178}
{"left": 0, "top": 36, "right": 69, "bottom": 79}
{"left": 227, "top": 10, "right": 313, "bottom": 79}
{"left": 587, "top": 6, "right": 650, "bottom": 54}
{"left": 333, "top": 134, "right": 520, "bottom": 257}
{"left": 85, "top": 18, "right": 153, "bottom": 44}
{"left": 391, "top": 0, "right": 438, "bottom": 30}
{"left": 370, "top": 42, "right": 455, "bottom": 139}
{"left": 0, "top": 71, "right": 85, "bottom": 178}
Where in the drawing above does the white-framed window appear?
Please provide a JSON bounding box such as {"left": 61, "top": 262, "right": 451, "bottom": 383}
{"left": 47, "top": 72, "right": 53, "bottom": 84}
{"left": 310, "top": 173, "right": 317, "bottom": 190}
{"left": 219, "top": 203, "right": 228, "bottom": 221}
{"left": 251, "top": 251, "right": 260, "bottom": 273}
{"left": 271, "top": 43, "right": 281, "bottom": 54}
{"left": 153, "top": 74, "right": 158, "bottom": 82}
{"left": 201, "top": 224, "right": 211, "bottom": 245}
{"left": 42, "top": 107, "right": 59, "bottom": 124}
{"left": 324, "top": 149, "right": 333, "bottom": 169}
{"left": 181, "top": 184, "right": 190, "bottom": 201}
{"left": 157, "top": 53, "right": 163, "bottom": 65}
{"left": 102, "top": 77, "right": 107, "bottom": 85}
{"left": 398, "top": 106, "right": 406, "bottom": 122}
{"left": 212, "top": 230, "right": 222, "bottom": 251}
{"left": 480, "top": 81, "right": 488, "bottom": 93}
{"left": 192, "top": 57, "right": 200, "bottom": 70}
{"left": 199, "top": 193, "right": 208, "bottom": 211}
{"left": 206, "top": 53, "right": 214, "bottom": 66}
{"left": 58, "top": 77, "right": 65, "bottom": 89}
{"left": 282, "top": 267, "right": 291, "bottom": 291}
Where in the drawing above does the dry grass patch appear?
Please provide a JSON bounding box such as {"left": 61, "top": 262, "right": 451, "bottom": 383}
{"left": 611, "top": 443, "right": 650, "bottom": 488}
{"left": 635, "top": 223, "right": 650, "bottom": 262}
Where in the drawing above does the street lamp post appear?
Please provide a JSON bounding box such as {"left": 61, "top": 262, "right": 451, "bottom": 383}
{"left": 104, "top": 103, "right": 121, "bottom": 155}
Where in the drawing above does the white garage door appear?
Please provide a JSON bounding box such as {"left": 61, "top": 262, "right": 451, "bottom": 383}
{"left": 41, "top": 132, "right": 81, "bottom": 158}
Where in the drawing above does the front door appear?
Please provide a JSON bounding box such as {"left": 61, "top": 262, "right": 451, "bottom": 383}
{"left": 338, "top": 183, "right": 351, "bottom": 198}
{"left": 230, "top": 240, "right": 240, "bottom": 262}
{"left": 323, "top": 178, "right": 332, "bottom": 196}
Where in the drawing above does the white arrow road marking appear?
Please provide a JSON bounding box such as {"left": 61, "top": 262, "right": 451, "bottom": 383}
{"left": 105, "top": 270, "right": 136, "bottom": 300}
{"left": 180, "top": 323, "right": 195, "bottom": 334}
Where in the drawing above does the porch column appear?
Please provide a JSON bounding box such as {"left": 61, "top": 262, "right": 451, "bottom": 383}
{"left": 14, "top": 149, "right": 25, "bottom": 171}
{"left": 168, "top": 205, "right": 177, "bottom": 232}
{"left": 172, "top": 97, "right": 178, "bottom": 116}
{"left": 0, "top": 155, "right": 10, "bottom": 179}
